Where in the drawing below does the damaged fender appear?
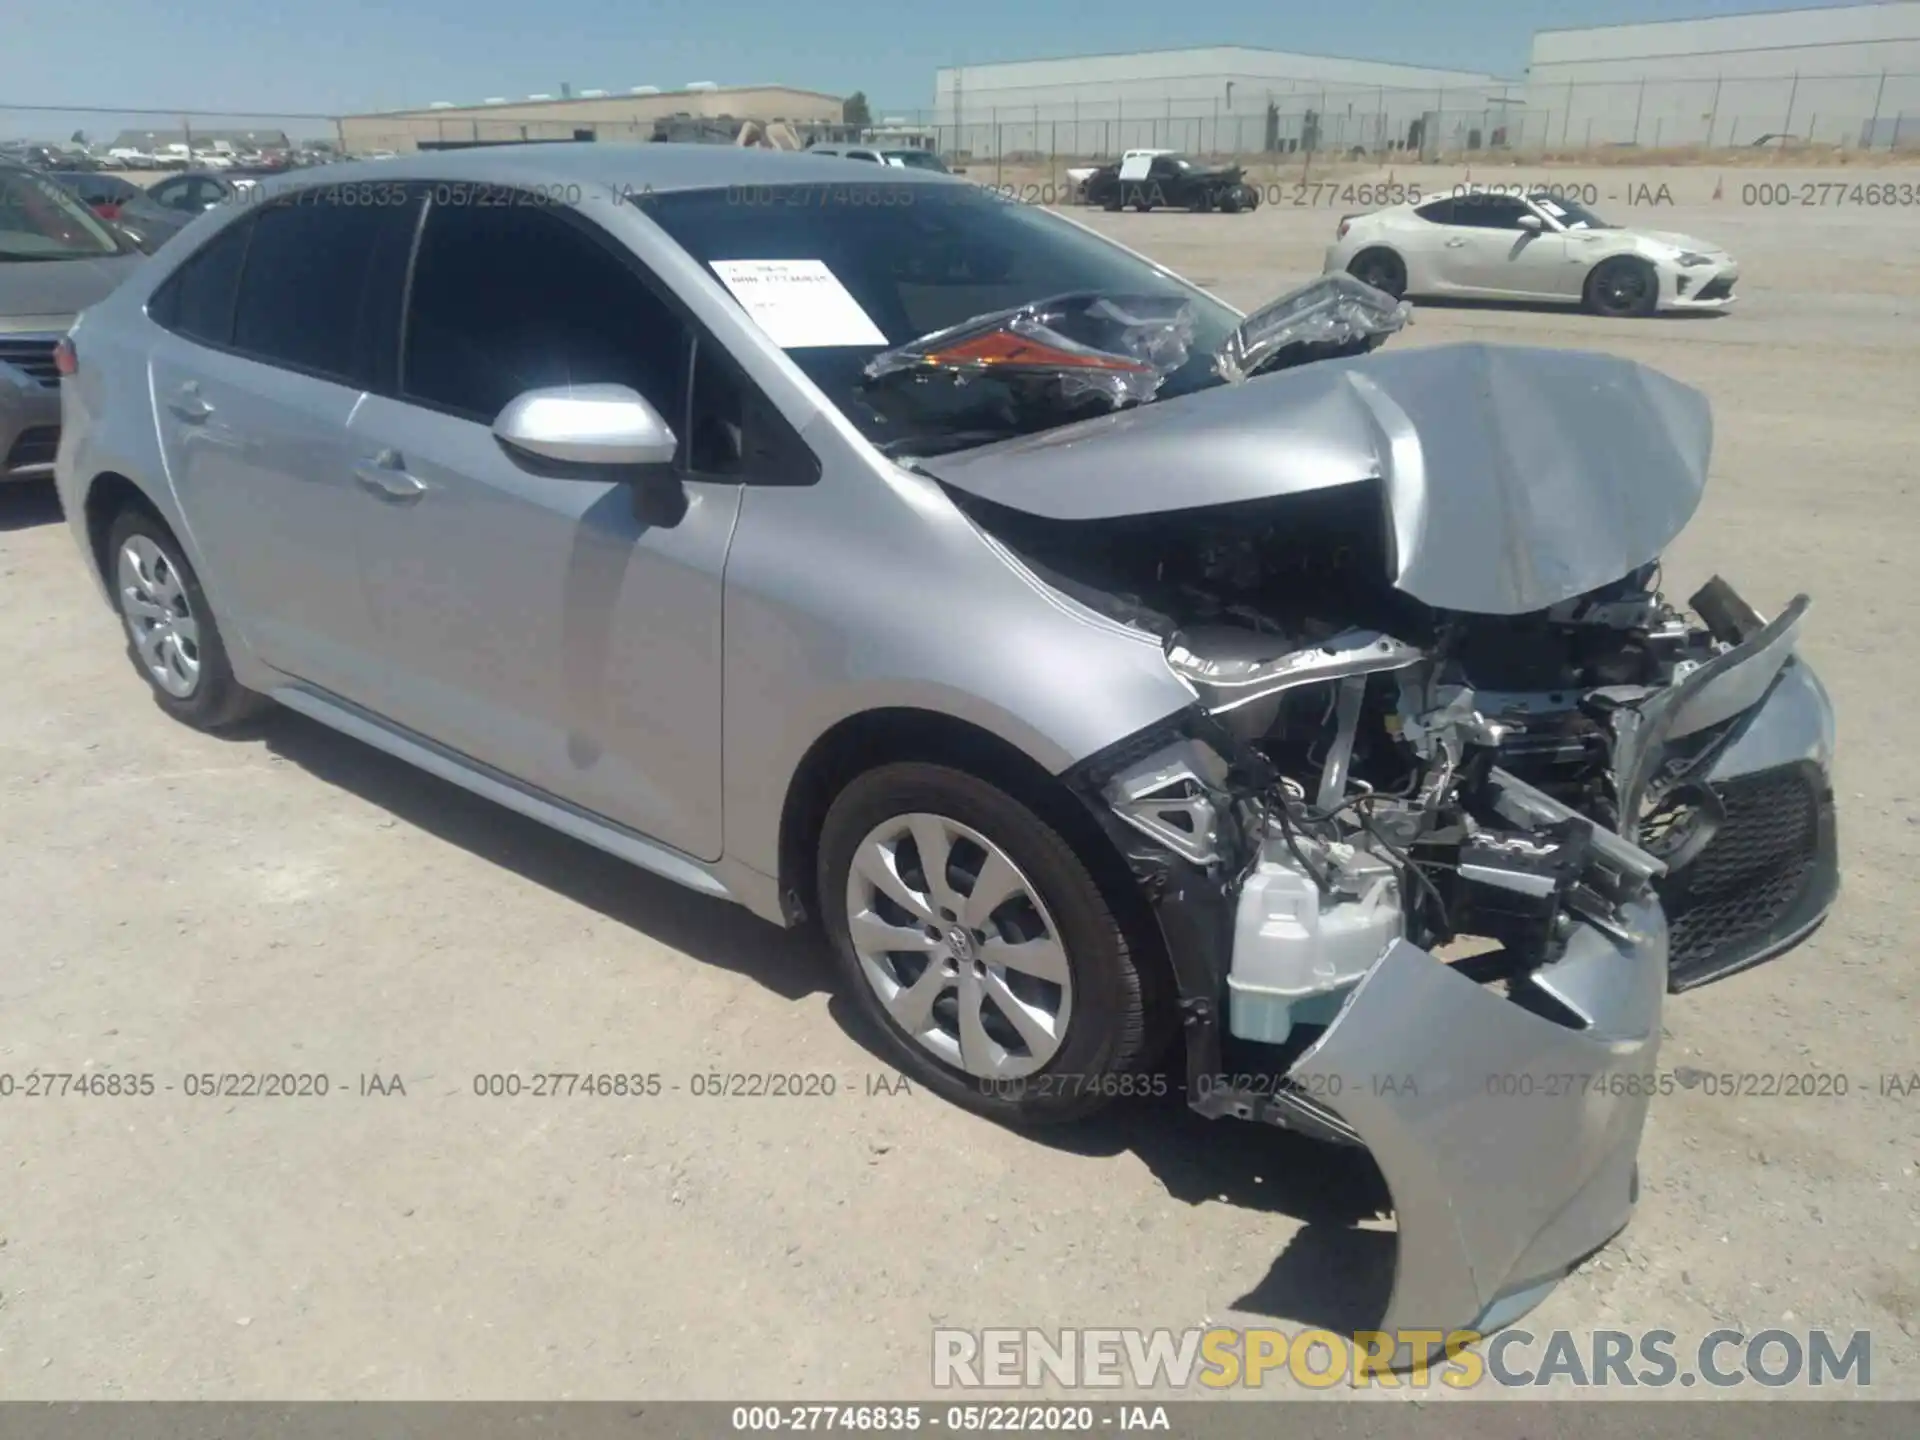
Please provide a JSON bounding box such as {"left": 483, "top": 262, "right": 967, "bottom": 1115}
{"left": 1289, "top": 901, "right": 1668, "bottom": 1368}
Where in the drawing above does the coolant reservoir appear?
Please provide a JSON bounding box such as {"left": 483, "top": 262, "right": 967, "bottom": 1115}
{"left": 1228, "top": 845, "right": 1402, "bottom": 1044}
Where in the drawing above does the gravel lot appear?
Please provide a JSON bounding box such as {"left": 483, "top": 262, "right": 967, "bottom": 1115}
{"left": 2, "top": 163, "right": 1917, "bottom": 1400}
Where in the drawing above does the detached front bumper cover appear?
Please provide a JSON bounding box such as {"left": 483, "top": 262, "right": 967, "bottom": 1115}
{"left": 1289, "top": 899, "right": 1668, "bottom": 1368}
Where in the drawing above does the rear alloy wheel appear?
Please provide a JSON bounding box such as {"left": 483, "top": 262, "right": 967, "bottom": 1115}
{"left": 819, "top": 763, "right": 1162, "bottom": 1124}
{"left": 1586, "top": 256, "right": 1659, "bottom": 318}
{"left": 1348, "top": 248, "right": 1407, "bottom": 299}
{"left": 107, "top": 508, "right": 265, "bottom": 729}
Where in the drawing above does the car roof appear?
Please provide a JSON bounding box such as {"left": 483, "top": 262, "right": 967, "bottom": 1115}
{"left": 263, "top": 142, "right": 956, "bottom": 195}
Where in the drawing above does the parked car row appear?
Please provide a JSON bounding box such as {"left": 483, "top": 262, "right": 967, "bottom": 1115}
{"left": 5, "top": 137, "right": 338, "bottom": 176}
{"left": 42, "top": 168, "right": 260, "bottom": 252}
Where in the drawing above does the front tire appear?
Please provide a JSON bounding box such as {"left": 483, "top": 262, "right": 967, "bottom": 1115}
{"left": 106, "top": 507, "right": 265, "bottom": 729}
{"left": 1585, "top": 256, "right": 1659, "bottom": 318}
{"left": 818, "top": 762, "right": 1160, "bottom": 1125}
{"left": 1347, "top": 247, "right": 1407, "bottom": 299}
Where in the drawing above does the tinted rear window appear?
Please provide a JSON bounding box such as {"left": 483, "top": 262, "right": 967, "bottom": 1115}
{"left": 151, "top": 218, "right": 252, "bottom": 345}
{"left": 231, "top": 194, "right": 420, "bottom": 382}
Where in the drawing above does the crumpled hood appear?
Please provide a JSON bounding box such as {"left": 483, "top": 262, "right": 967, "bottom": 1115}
{"left": 923, "top": 342, "right": 1712, "bottom": 616}
{"left": 0, "top": 253, "right": 142, "bottom": 331}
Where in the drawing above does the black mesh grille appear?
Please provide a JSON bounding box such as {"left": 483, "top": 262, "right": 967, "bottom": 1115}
{"left": 4, "top": 425, "right": 59, "bottom": 472}
{"left": 0, "top": 338, "right": 60, "bottom": 388}
{"left": 1695, "top": 276, "right": 1735, "bottom": 301}
{"left": 1649, "top": 762, "right": 1828, "bottom": 984}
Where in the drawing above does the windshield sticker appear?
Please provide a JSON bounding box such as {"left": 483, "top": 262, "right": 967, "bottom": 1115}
{"left": 709, "top": 259, "right": 887, "bottom": 349}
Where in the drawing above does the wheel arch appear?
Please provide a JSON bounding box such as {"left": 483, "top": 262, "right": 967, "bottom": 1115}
{"left": 775, "top": 707, "right": 1168, "bottom": 986}
{"left": 82, "top": 470, "right": 167, "bottom": 603}
{"left": 1347, "top": 243, "right": 1408, "bottom": 292}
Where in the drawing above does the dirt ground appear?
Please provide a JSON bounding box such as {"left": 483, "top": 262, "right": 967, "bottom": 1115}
{"left": 2, "top": 164, "right": 1918, "bottom": 1401}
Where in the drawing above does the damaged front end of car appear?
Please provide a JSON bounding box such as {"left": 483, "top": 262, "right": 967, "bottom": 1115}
{"left": 924, "top": 323, "right": 1839, "bottom": 1362}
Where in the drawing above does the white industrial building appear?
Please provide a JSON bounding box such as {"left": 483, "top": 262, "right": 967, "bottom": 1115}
{"left": 1525, "top": 2, "right": 1920, "bottom": 149}
{"left": 934, "top": 46, "right": 1507, "bottom": 158}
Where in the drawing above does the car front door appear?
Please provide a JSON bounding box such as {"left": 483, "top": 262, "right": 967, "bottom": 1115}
{"left": 145, "top": 190, "right": 420, "bottom": 698}
{"left": 1444, "top": 193, "right": 1567, "bottom": 297}
{"left": 342, "top": 193, "right": 744, "bottom": 861}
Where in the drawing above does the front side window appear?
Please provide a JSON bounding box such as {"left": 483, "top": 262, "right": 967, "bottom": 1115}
{"left": 231, "top": 194, "right": 422, "bottom": 383}
{"left": 0, "top": 166, "right": 125, "bottom": 259}
{"left": 402, "top": 198, "right": 691, "bottom": 429}
{"left": 1449, "top": 195, "right": 1534, "bottom": 230}
{"left": 1528, "top": 193, "right": 1615, "bottom": 232}
{"left": 148, "top": 178, "right": 195, "bottom": 211}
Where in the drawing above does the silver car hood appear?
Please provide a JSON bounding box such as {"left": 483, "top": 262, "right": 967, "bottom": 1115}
{"left": 923, "top": 342, "right": 1713, "bottom": 615}
{"left": 0, "top": 253, "right": 142, "bottom": 331}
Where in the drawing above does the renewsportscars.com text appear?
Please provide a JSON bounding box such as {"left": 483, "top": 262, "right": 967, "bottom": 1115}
{"left": 932, "top": 1326, "right": 1872, "bottom": 1390}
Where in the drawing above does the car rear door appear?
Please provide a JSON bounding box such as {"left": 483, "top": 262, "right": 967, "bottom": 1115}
{"left": 145, "top": 188, "right": 421, "bottom": 697}
{"left": 341, "top": 191, "right": 743, "bottom": 861}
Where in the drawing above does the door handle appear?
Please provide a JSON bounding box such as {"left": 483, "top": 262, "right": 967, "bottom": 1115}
{"left": 1444, "top": 237, "right": 1467, "bottom": 248}
{"left": 167, "top": 385, "right": 213, "bottom": 422}
{"left": 353, "top": 450, "right": 427, "bottom": 502}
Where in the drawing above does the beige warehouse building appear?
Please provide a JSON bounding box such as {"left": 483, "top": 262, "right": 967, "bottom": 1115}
{"left": 337, "top": 84, "right": 845, "bottom": 155}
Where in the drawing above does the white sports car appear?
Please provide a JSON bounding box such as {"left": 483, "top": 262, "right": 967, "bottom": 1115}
{"left": 1323, "top": 189, "right": 1739, "bottom": 317}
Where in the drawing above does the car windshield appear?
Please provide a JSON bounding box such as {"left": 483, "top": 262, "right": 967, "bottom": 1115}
{"left": 1529, "top": 193, "right": 1614, "bottom": 231}
{"left": 0, "top": 166, "right": 124, "bottom": 258}
{"left": 637, "top": 182, "right": 1241, "bottom": 456}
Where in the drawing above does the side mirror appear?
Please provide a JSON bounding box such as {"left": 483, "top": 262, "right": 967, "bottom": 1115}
{"left": 492, "top": 384, "right": 678, "bottom": 468}
{"left": 1515, "top": 214, "right": 1544, "bottom": 232}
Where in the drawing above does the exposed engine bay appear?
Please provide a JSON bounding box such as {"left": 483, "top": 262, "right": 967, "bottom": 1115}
{"left": 953, "top": 480, "right": 1806, "bottom": 1054}
{"left": 911, "top": 281, "right": 1837, "bottom": 1353}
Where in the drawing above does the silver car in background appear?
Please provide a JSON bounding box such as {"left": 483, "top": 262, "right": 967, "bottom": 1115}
{"left": 54, "top": 146, "right": 1837, "bottom": 1363}
{"left": 1, "top": 159, "right": 142, "bottom": 482}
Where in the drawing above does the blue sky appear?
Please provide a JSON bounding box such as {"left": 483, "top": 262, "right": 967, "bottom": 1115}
{"left": 2, "top": 0, "right": 1883, "bottom": 124}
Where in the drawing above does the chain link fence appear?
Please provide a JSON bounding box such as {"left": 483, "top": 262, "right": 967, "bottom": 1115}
{"left": 910, "top": 70, "right": 1920, "bottom": 169}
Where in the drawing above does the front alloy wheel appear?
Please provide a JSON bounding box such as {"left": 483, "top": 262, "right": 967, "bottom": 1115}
{"left": 818, "top": 762, "right": 1168, "bottom": 1123}
{"left": 845, "top": 811, "right": 1072, "bottom": 1080}
{"left": 1587, "top": 256, "right": 1659, "bottom": 318}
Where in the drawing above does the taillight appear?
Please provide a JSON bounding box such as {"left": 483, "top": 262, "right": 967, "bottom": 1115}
{"left": 1336, "top": 214, "right": 1355, "bottom": 240}
{"left": 53, "top": 337, "right": 77, "bottom": 378}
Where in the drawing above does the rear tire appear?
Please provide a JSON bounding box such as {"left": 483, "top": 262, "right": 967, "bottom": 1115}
{"left": 818, "top": 762, "right": 1161, "bottom": 1125}
{"left": 1585, "top": 256, "right": 1659, "bottom": 318}
{"left": 1347, "top": 247, "right": 1407, "bottom": 299}
{"left": 106, "top": 507, "right": 266, "bottom": 730}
